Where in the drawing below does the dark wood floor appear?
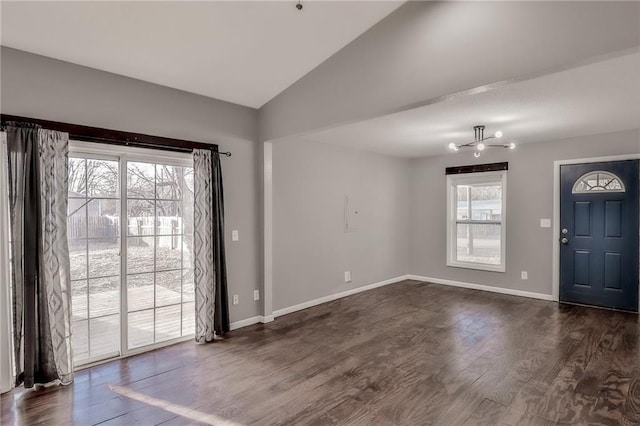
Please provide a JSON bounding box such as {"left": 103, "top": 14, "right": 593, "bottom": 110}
{"left": 3, "top": 279, "right": 640, "bottom": 425}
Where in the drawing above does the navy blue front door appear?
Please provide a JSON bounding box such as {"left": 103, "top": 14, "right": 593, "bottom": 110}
{"left": 560, "top": 160, "right": 639, "bottom": 312}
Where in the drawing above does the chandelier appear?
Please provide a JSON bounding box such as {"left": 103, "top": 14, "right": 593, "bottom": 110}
{"left": 448, "top": 125, "right": 516, "bottom": 157}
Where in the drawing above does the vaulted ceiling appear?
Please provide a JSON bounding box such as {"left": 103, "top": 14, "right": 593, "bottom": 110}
{"left": 2, "top": 1, "right": 639, "bottom": 158}
{"left": 1, "top": 1, "right": 402, "bottom": 108}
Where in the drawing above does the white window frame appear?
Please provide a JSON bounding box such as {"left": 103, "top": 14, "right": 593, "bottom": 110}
{"left": 446, "top": 170, "right": 507, "bottom": 273}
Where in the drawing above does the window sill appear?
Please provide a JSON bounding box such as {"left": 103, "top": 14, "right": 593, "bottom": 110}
{"left": 447, "top": 261, "right": 505, "bottom": 273}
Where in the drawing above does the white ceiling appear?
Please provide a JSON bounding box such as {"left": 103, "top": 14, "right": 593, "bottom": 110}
{"left": 304, "top": 51, "right": 640, "bottom": 158}
{"left": 0, "top": 1, "right": 402, "bottom": 108}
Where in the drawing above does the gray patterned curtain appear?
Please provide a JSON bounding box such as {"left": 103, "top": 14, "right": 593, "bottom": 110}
{"left": 192, "top": 149, "right": 229, "bottom": 343}
{"left": 6, "top": 123, "right": 73, "bottom": 388}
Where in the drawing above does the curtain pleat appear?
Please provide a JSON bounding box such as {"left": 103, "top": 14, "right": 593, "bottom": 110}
{"left": 6, "top": 124, "right": 73, "bottom": 388}
{"left": 192, "top": 149, "right": 229, "bottom": 343}
{"left": 211, "top": 153, "right": 229, "bottom": 335}
{"left": 37, "top": 129, "right": 73, "bottom": 384}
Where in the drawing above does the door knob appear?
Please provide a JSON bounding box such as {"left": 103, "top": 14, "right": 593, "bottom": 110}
{"left": 561, "top": 237, "right": 569, "bottom": 245}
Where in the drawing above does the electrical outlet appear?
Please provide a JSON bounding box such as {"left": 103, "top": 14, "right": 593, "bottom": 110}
{"left": 232, "top": 230, "right": 239, "bottom": 241}
{"left": 253, "top": 290, "right": 260, "bottom": 301}
{"left": 233, "top": 294, "right": 239, "bottom": 305}
{"left": 521, "top": 271, "right": 528, "bottom": 280}
{"left": 344, "top": 271, "right": 351, "bottom": 283}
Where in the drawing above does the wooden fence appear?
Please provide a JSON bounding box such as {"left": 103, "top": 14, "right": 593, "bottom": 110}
{"left": 67, "top": 216, "right": 183, "bottom": 242}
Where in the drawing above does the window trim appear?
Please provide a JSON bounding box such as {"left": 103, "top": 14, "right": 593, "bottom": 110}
{"left": 446, "top": 170, "right": 507, "bottom": 273}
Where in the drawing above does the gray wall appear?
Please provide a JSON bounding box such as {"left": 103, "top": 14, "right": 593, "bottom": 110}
{"left": 260, "top": 1, "right": 640, "bottom": 141}
{"left": 273, "top": 139, "right": 410, "bottom": 311}
{"left": 0, "top": 47, "right": 262, "bottom": 323}
{"left": 409, "top": 129, "right": 640, "bottom": 296}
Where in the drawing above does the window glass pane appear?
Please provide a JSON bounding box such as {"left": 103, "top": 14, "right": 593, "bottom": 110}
{"left": 182, "top": 269, "right": 194, "bottom": 303}
{"left": 470, "top": 185, "right": 502, "bottom": 221}
{"left": 72, "top": 320, "right": 89, "bottom": 364}
{"left": 182, "top": 302, "right": 195, "bottom": 336}
{"left": 127, "top": 162, "right": 155, "bottom": 199}
{"left": 87, "top": 199, "right": 119, "bottom": 238}
{"left": 156, "top": 201, "right": 183, "bottom": 235}
{"left": 128, "top": 310, "right": 154, "bottom": 349}
{"left": 71, "top": 280, "right": 88, "bottom": 319}
{"left": 156, "top": 165, "right": 183, "bottom": 200}
{"left": 456, "top": 186, "right": 469, "bottom": 220}
{"left": 156, "top": 270, "right": 182, "bottom": 307}
{"left": 88, "top": 239, "right": 120, "bottom": 278}
{"left": 127, "top": 236, "right": 155, "bottom": 274}
{"left": 87, "top": 159, "right": 119, "bottom": 198}
{"left": 183, "top": 235, "right": 193, "bottom": 269}
{"left": 155, "top": 305, "right": 181, "bottom": 342}
{"left": 156, "top": 236, "right": 182, "bottom": 271}
{"left": 127, "top": 200, "right": 155, "bottom": 236}
{"left": 456, "top": 223, "right": 501, "bottom": 265}
{"left": 89, "top": 314, "right": 119, "bottom": 358}
{"left": 69, "top": 239, "right": 87, "bottom": 280}
{"left": 127, "top": 273, "right": 154, "bottom": 312}
{"left": 89, "top": 276, "right": 120, "bottom": 318}
{"left": 67, "top": 203, "right": 87, "bottom": 239}
{"left": 68, "top": 158, "right": 86, "bottom": 197}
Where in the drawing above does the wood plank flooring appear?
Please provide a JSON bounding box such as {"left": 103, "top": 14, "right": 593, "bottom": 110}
{"left": 3, "top": 279, "right": 640, "bottom": 425}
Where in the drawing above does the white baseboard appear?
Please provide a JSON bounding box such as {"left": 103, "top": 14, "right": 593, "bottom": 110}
{"left": 230, "top": 274, "right": 553, "bottom": 330}
{"left": 272, "top": 275, "right": 411, "bottom": 318}
{"left": 406, "top": 275, "right": 555, "bottom": 301}
{"left": 229, "top": 315, "right": 275, "bottom": 331}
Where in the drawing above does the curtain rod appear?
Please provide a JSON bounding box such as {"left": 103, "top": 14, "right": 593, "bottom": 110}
{"left": 0, "top": 114, "right": 231, "bottom": 157}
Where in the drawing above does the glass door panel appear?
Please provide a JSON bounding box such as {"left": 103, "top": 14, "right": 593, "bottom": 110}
{"left": 68, "top": 157, "right": 121, "bottom": 365}
{"left": 126, "top": 161, "right": 194, "bottom": 350}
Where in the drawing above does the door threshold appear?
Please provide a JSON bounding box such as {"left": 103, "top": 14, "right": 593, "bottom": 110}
{"left": 559, "top": 300, "right": 638, "bottom": 314}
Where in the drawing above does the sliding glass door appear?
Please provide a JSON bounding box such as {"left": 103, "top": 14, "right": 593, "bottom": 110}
{"left": 68, "top": 145, "right": 194, "bottom": 366}
{"left": 125, "top": 161, "right": 195, "bottom": 350}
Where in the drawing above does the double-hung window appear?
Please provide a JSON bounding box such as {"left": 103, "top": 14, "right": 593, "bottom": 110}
{"left": 447, "top": 170, "right": 506, "bottom": 272}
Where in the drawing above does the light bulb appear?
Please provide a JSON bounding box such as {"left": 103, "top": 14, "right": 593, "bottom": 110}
{"left": 474, "top": 152, "right": 481, "bottom": 158}
{"left": 477, "top": 142, "right": 485, "bottom": 151}
{"left": 494, "top": 131, "right": 503, "bottom": 139}
{"left": 509, "top": 142, "right": 516, "bottom": 150}
{"left": 448, "top": 142, "right": 458, "bottom": 151}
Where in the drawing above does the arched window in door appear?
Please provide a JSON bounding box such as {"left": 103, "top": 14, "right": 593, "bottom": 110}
{"left": 572, "top": 171, "right": 626, "bottom": 194}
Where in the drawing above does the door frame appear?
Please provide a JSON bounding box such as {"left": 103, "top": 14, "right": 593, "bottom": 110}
{"left": 552, "top": 153, "right": 640, "bottom": 309}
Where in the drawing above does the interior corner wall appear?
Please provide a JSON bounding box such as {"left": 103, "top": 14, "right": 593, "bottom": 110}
{"left": 272, "top": 139, "right": 411, "bottom": 311}
{"left": 0, "top": 46, "right": 262, "bottom": 323}
{"left": 409, "top": 129, "right": 640, "bottom": 296}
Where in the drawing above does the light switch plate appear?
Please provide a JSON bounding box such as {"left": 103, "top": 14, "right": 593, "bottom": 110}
{"left": 344, "top": 271, "right": 352, "bottom": 283}
{"left": 540, "top": 219, "right": 551, "bottom": 228}
{"left": 232, "top": 230, "right": 239, "bottom": 241}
